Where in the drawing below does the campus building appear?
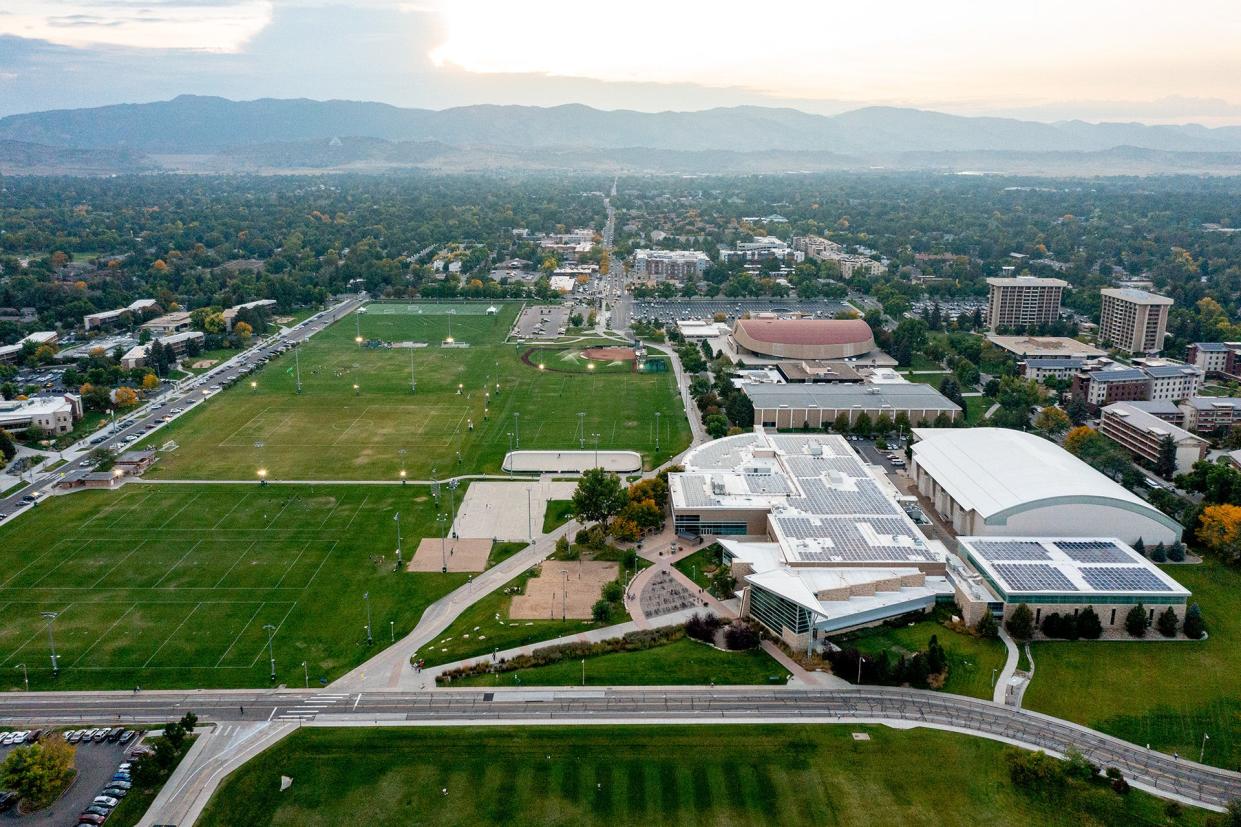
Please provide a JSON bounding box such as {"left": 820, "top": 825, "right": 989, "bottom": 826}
{"left": 1186, "top": 342, "right": 1241, "bottom": 379}
{"left": 986, "top": 335, "right": 1107, "bottom": 361}
{"left": 1098, "top": 288, "right": 1173, "bottom": 354}
{"left": 222, "top": 299, "right": 277, "bottom": 331}
{"left": 83, "top": 299, "right": 158, "bottom": 331}
{"left": 1180, "top": 397, "right": 1241, "bottom": 435}
{"left": 1099, "top": 402, "right": 1208, "bottom": 476}
{"left": 744, "top": 383, "right": 960, "bottom": 429}
{"left": 732, "top": 318, "right": 877, "bottom": 361}
{"left": 719, "top": 237, "right": 801, "bottom": 263}
{"left": 0, "top": 331, "right": 58, "bottom": 364}
{"left": 0, "top": 393, "right": 83, "bottom": 435}
{"left": 954, "top": 537, "right": 1190, "bottom": 629}
{"left": 1072, "top": 363, "right": 1202, "bottom": 409}
{"left": 120, "top": 330, "right": 205, "bottom": 369}
{"left": 985, "top": 276, "right": 1067, "bottom": 330}
{"left": 141, "top": 311, "right": 193, "bottom": 336}
{"left": 632, "top": 249, "right": 710, "bottom": 280}
{"left": 909, "top": 427, "right": 1182, "bottom": 544}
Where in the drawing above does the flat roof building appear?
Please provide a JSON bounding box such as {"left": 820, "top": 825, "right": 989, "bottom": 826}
{"left": 986, "top": 335, "right": 1107, "bottom": 360}
{"left": 0, "top": 393, "right": 82, "bottom": 435}
{"left": 83, "top": 299, "right": 158, "bottom": 331}
{"left": 141, "top": 311, "right": 193, "bottom": 336}
{"left": 1100, "top": 402, "right": 1208, "bottom": 476}
{"left": 909, "top": 427, "right": 1182, "bottom": 544}
{"left": 985, "top": 276, "right": 1067, "bottom": 331}
{"left": 0, "top": 331, "right": 59, "bottom": 364}
{"left": 1187, "top": 342, "right": 1241, "bottom": 379}
{"left": 1180, "top": 396, "right": 1241, "bottom": 435}
{"left": 1099, "top": 288, "right": 1173, "bottom": 354}
{"left": 632, "top": 249, "right": 710, "bottom": 280}
{"left": 745, "top": 383, "right": 961, "bottom": 430}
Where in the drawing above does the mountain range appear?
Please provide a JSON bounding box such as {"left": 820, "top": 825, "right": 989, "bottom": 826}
{"left": 3, "top": 95, "right": 1241, "bottom": 175}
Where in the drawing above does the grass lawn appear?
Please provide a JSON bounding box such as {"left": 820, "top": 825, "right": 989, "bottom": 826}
{"left": 834, "top": 616, "right": 1007, "bottom": 700}
{"left": 1024, "top": 560, "right": 1241, "bottom": 769}
{"left": 524, "top": 344, "right": 635, "bottom": 374}
{"left": 486, "top": 541, "right": 529, "bottom": 568}
{"left": 964, "top": 395, "right": 995, "bottom": 424}
{"left": 542, "top": 499, "right": 574, "bottom": 533}
{"left": 415, "top": 568, "right": 609, "bottom": 668}
{"left": 182, "top": 347, "right": 243, "bottom": 374}
{"left": 453, "top": 637, "right": 788, "bottom": 687}
{"left": 0, "top": 483, "right": 466, "bottom": 690}
{"left": 138, "top": 302, "right": 689, "bottom": 480}
{"left": 198, "top": 725, "right": 1207, "bottom": 827}
{"left": 0, "top": 481, "right": 30, "bottom": 498}
{"left": 673, "top": 545, "right": 723, "bottom": 593}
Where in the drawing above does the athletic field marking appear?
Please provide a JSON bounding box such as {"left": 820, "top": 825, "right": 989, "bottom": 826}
{"left": 0, "top": 601, "right": 73, "bottom": 667}
{"left": 213, "top": 601, "right": 266, "bottom": 667}
{"left": 271, "top": 540, "right": 313, "bottom": 589}
{"left": 248, "top": 601, "right": 299, "bottom": 668}
{"left": 156, "top": 492, "right": 202, "bottom": 529}
{"left": 0, "top": 538, "right": 78, "bottom": 589}
{"left": 101, "top": 490, "right": 158, "bottom": 530}
{"left": 298, "top": 541, "right": 337, "bottom": 591}
{"left": 150, "top": 540, "right": 203, "bottom": 588}
{"left": 342, "top": 493, "right": 371, "bottom": 531}
{"left": 70, "top": 603, "right": 138, "bottom": 668}
{"left": 89, "top": 540, "right": 149, "bottom": 588}
{"left": 25, "top": 538, "right": 97, "bottom": 589}
{"left": 142, "top": 602, "right": 203, "bottom": 667}
{"left": 211, "top": 540, "right": 260, "bottom": 589}
{"left": 211, "top": 491, "right": 254, "bottom": 529}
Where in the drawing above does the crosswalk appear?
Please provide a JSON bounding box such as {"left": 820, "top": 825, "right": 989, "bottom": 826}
{"left": 277, "top": 693, "right": 351, "bottom": 721}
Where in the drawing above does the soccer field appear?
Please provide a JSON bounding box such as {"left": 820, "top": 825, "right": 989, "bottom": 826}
{"left": 198, "top": 726, "right": 1207, "bottom": 827}
{"left": 0, "top": 484, "right": 466, "bottom": 691}
{"left": 142, "top": 303, "right": 690, "bottom": 480}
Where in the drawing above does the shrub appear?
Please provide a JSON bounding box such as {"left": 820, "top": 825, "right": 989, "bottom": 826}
{"left": 601, "top": 580, "right": 623, "bottom": 603}
{"left": 723, "top": 621, "right": 760, "bottom": 651}
{"left": 1167, "top": 541, "right": 1186, "bottom": 562}
{"left": 1006, "top": 603, "right": 1035, "bottom": 640}
{"left": 1106, "top": 767, "right": 1130, "bottom": 795}
{"left": 686, "top": 612, "right": 723, "bottom": 643}
{"left": 1006, "top": 749, "right": 1065, "bottom": 791}
{"left": 591, "top": 599, "right": 612, "bottom": 623}
{"left": 1063, "top": 748, "right": 1097, "bottom": 782}
{"left": 1156, "top": 606, "right": 1179, "bottom": 638}
{"left": 1076, "top": 607, "right": 1103, "bottom": 640}
{"left": 1040, "top": 612, "right": 1063, "bottom": 639}
{"left": 1124, "top": 604, "right": 1149, "bottom": 638}
{"left": 1183, "top": 603, "right": 1206, "bottom": 639}
{"left": 974, "top": 611, "right": 999, "bottom": 640}
{"left": 1151, "top": 542, "right": 1167, "bottom": 563}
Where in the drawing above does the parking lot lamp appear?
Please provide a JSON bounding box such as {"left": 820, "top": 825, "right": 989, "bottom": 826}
{"left": 263, "top": 624, "right": 277, "bottom": 681}
{"left": 40, "top": 612, "right": 59, "bottom": 676}
{"left": 15, "top": 664, "right": 27, "bottom": 691}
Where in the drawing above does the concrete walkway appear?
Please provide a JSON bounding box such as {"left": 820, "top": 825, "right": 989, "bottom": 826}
{"left": 994, "top": 626, "right": 1022, "bottom": 705}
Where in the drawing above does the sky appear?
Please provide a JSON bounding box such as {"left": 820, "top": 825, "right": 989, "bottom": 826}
{"left": 2, "top": 0, "right": 1241, "bottom": 124}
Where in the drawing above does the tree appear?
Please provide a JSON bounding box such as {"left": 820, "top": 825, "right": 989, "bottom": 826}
{"left": 591, "top": 599, "right": 612, "bottom": 623}
{"left": 601, "top": 580, "right": 623, "bottom": 603}
{"left": 234, "top": 321, "right": 254, "bottom": 342}
{"left": 853, "top": 411, "right": 873, "bottom": 437}
{"left": 113, "top": 386, "right": 139, "bottom": 408}
{"left": 993, "top": 377, "right": 1041, "bottom": 430}
{"left": 609, "top": 516, "right": 640, "bottom": 542}
{"left": 1124, "top": 604, "right": 1149, "bottom": 637}
{"left": 554, "top": 536, "right": 570, "bottom": 557}
{"left": 1183, "top": 603, "right": 1206, "bottom": 640}
{"left": 1077, "top": 607, "right": 1103, "bottom": 640}
{"left": 1034, "top": 406, "right": 1070, "bottom": 434}
{"left": 1168, "top": 541, "right": 1186, "bottom": 562}
{"left": 0, "top": 428, "right": 14, "bottom": 462}
{"left": 571, "top": 467, "right": 627, "bottom": 529}
{"left": 710, "top": 566, "right": 736, "bottom": 597}
{"left": 832, "top": 412, "right": 851, "bottom": 434}
{"left": 724, "top": 393, "right": 754, "bottom": 428}
{"left": 1066, "top": 398, "right": 1090, "bottom": 425}
{"left": 1155, "top": 434, "right": 1177, "bottom": 479}
{"left": 704, "top": 413, "right": 729, "bottom": 439}
{"left": 0, "top": 736, "right": 76, "bottom": 810}
{"left": 975, "top": 611, "right": 999, "bottom": 640}
{"left": 1006, "top": 603, "right": 1035, "bottom": 640}
{"left": 686, "top": 612, "right": 722, "bottom": 643}
{"left": 1156, "top": 606, "right": 1179, "bottom": 638}
{"left": 723, "top": 620, "right": 760, "bottom": 650}
{"left": 1151, "top": 542, "right": 1167, "bottom": 563}
{"left": 141, "top": 372, "right": 160, "bottom": 391}
{"left": 1197, "top": 504, "right": 1241, "bottom": 563}
{"left": 938, "top": 376, "right": 965, "bottom": 409}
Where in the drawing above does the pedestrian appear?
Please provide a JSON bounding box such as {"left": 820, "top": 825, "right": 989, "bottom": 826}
{"left": 240, "top": 705, "right": 245, "bottom": 716}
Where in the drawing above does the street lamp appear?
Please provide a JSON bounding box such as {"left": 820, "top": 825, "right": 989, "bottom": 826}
{"left": 514, "top": 412, "right": 520, "bottom": 449}
{"left": 257, "top": 468, "right": 267, "bottom": 486}
{"left": 592, "top": 432, "right": 601, "bottom": 468}
{"left": 538, "top": 363, "right": 545, "bottom": 371}
{"left": 302, "top": 660, "right": 308, "bottom": 689}
{"left": 250, "top": 381, "right": 257, "bottom": 393}
{"left": 263, "top": 623, "right": 277, "bottom": 681}
{"left": 41, "top": 612, "right": 59, "bottom": 676}
{"left": 363, "top": 592, "right": 373, "bottom": 645}
{"left": 390, "top": 620, "right": 395, "bottom": 643}
{"left": 438, "top": 513, "right": 448, "bottom": 573}
{"left": 655, "top": 411, "right": 661, "bottom": 453}
{"left": 353, "top": 383, "right": 360, "bottom": 396}
{"left": 394, "top": 511, "right": 403, "bottom": 567}
{"left": 14, "top": 664, "right": 27, "bottom": 692}
{"left": 447, "top": 479, "right": 459, "bottom": 538}
{"left": 561, "top": 570, "right": 569, "bottom": 620}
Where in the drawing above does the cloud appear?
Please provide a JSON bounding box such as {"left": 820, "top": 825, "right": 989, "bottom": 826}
{"left": 0, "top": 1, "right": 273, "bottom": 51}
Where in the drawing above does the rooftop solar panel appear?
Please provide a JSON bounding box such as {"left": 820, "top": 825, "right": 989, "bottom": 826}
{"left": 972, "top": 541, "right": 1052, "bottom": 561}
{"left": 993, "top": 563, "right": 1078, "bottom": 593}
{"left": 1080, "top": 567, "right": 1172, "bottom": 593}
{"left": 1054, "top": 541, "right": 1132, "bottom": 564}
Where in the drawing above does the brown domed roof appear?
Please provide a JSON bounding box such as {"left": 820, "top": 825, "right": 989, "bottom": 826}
{"left": 735, "top": 318, "right": 872, "bottom": 346}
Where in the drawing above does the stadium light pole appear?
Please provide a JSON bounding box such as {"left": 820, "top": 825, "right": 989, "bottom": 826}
{"left": 263, "top": 624, "right": 277, "bottom": 681}
{"left": 302, "top": 660, "right": 308, "bottom": 689}
{"left": 363, "top": 593, "right": 373, "bottom": 645}
{"left": 561, "top": 570, "right": 569, "bottom": 621}
{"left": 410, "top": 348, "right": 416, "bottom": 393}
{"left": 15, "top": 664, "right": 27, "bottom": 692}
{"left": 655, "top": 411, "right": 661, "bottom": 453}
{"left": 514, "top": 412, "right": 520, "bottom": 449}
{"left": 438, "top": 513, "right": 448, "bottom": 573}
{"left": 295, "top": 347, "right": 302, "bottom": 394}
{"left": 41, "top": 612, "right": 59, "bottom": 676}
{"left": 390, "top": 620, "right": 395, "bottom": 643}
{"left": 394, "top": 511, "right": 403, "bottom": 568}
{"left": 577, "top": 412, "right": 585, "bottom": 449}
{"left": 447, "top": 479, "right": 459, "bottom": 538}
{"left": 592, "top": 433, "right": 601, "bottom": 468}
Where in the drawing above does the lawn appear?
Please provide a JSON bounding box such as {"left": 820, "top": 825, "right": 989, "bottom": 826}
{"left": 833, "top": 616, "right": 1008, "bottom": 699}
{"left": 486, "top": 541, "right": 529, "bottom": 568}
{"left": 452, "top": 637, "right": 788, "bottom": 687}
{"left": 415, "top": 568, "right": 607, "bottom": 668}
{"left": 198, "top": 725, "right": 1207, "bottom": 827}
{"left": 182, "top": 347, "right": 243, "bottom": 374}
{"left": 964, "top": 395, "right": 995, "bottom": 424}
{"left": 0, "top": 483, "right": 467, "bottom": 690}
{"left": 542, "top": 499, "right": 574, "bottom": 533}
{"left": 138, "top": 302, "right": 690, "bottom": 480}
{"left": 673, "top": 545, "right": 723, "bottom": 594}
{"left": 1024, "top": 560, "right": 1241, "bottom": 769}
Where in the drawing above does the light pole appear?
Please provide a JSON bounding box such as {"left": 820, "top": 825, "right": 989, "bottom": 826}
{"left": 856, "top": 654, "right": 865, "bottom": 685}
{"left": 1201, "top": 732, "right": 1210, "bottom": 763}
{"left": 41, "top": 612, "right": 59, "bottom": 676}
{"left": 527, "top": 488, "right": 533, "bottom": 542}
{"left": 394, "top": 511, "right": 403, "bottom": 567}
{"left": 438, "top": 513, "right": 448, "bottom": 573}
{"left": 991, "top": 667, "right": 998, "bottom": 688}
{"left": 561, "top": 570, "right": 569, "bottom": 620}
{"left": 655, "top": 411, "right": 661, "bottom": 453}
{"left": 398, "top": 448, "right": 407, "bottom": 483}
{"left": 257, "top": 468, "right": 267, "bottom": 486}
{"left": 447, "top": 479, "right": 459, "bottom": 539}
{"left": 250, "top": 380, "right": 257, "bottom": 394}
{"left": 390, "top": 620, "right": 395, "bottom": 643}
{"left": 592, "top": 433, "right": 601, "bottom": 468}
{"left": 364, "top": 592, "right": 373, "bottom": 645}
{"left": 302, "top": 660, "right": 308, "bottom": 689}
{"left": 294, "top": 347, "right": 302, "bottom": 394}
{"left": 409, "top": 348, "right": 416, "bottom": 393}
{"left": 514, "top": 412, "right": 520, "bottom": 449}
{"left": 577, "top": 412, "right": 586, "bottom": 449}
{"left": 353, "top": 383, "right": 360, "bottom": 396}
{"left": 15, "top": 664, "right": 27, "bottom": 691}
{"left": 581, "top": 658, "right": 586, "bottom": 687}
{"left": 263, "top": 623, "right": 277, "bottom": 681}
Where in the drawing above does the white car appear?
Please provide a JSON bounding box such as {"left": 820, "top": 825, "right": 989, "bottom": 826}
{"left": 92, "top": 795, "right": 119, "bottom": 808}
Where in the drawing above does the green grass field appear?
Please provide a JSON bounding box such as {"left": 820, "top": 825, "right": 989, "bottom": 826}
{"left": 198, "top": 726, "right": 1207, "bottom": 827}
{"left": 0, "top": 483, "right": 466, "bottom": 690}
{"left": 542, "top": 500, "right": 574, "bottom": 533}
{"left": 452, "top": 637, "right": 788, "bottom": 687}
{"left": 140, "top": 303, "right": 689, "bottom": 480}
{"left": 1024, "top": 560, "right": 1241, "bottom": 769}
{"left": 834, "top": 617, "right": 1008, "bottom": 699}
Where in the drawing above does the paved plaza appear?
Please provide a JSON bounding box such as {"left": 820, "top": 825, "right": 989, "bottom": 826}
{"left": 453, "top": 479, "right": 576, "bottom": 540}
{"left": 408, "top": 538, "right": 492, "bottom": 572}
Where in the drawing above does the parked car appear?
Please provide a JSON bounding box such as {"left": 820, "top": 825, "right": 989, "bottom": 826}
{"left": 82, "top": 805, "right": 110, "bottom": 817}
{"left": 76, "top": 813, "right": 106, "bottom": 825}
{"left": 101, "top": 787, "right": 127, "bottom": 799}
{"left": 0, "top": 791, "right": 16, "bottom": 812}
{"left": 118, "top": 730, "right": 136, "bottom": 744}
{"left": 91, "top": 795, "right": 119, "bottom": 808}
{"left": 106, "top": 727, "right": 124, "bottom": 742}
{"left": 107, "top": 779, "right": 131, "bottom": 790}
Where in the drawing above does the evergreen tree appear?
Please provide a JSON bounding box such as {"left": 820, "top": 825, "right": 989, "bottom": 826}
{"left": 1156, "top": 606, "right": 1179, "bottom": 638}
{"left": 1182, "top": 603, "right": 1206, "bottom": 639}
{"left": 1151, "top": 542, "right": 1167, "bottom": 563}
{"left": 1124, "top": 604, "right": 1149, "bottom": 637}
{"left": 1006, "top": 603, "right": 1035, "bottom": 640}
{"left": 1167, "top": 541, "right": 1186, "bottom": 562}
{"left": 1154, "top": 434, "right": 1177, "bottom": 480}
{"left": 1077, "top": 607, "right": 1103, "bottom": 639}
{"left": 1133, "top": 537, "right": 1146, "bottom": 557}
{"left": 975, "top": 611, "right": 999, "bottom": 640}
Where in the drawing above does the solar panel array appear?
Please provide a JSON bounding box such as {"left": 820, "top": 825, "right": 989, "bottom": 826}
{"left": 678, "top": 476, "right": 719, "bottom": 508}
{"left": 1080, "top": 567, "right": 1172, "bottom": 593}
{"left": 971, "top": 540, "right": 1052, "bottom": 561}
{"left": 745, "top": 474, "right": 794, "bottom": 495}
{"left": 773, "top": 516, "right": 822, "bottom": 539}
{"left": 1054, "top": 541, "right": 1132, "bottom": 564}
{"left": 993, "top": 563, "right": 1078, "bottom": 593}
{"left": 689, "top": 434, "right": 762, "bottom": 469}
{"left": 784, "top": 455, "right": 865, "bottom": 477}
{"left": 782, "top": 517, "right": 935, "bottom": 564}
{"left": 788, "top": 478, "right": 893, "bottom": 516}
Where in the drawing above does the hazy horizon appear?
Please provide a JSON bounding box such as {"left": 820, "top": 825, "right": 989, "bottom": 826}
{"left": 2, "top": 1, "right": 1240, "bottom": 125}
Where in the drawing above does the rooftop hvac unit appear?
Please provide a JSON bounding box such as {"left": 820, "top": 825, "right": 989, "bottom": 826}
{"left": 711, "top": 480, "right": 727, "bottom": 495}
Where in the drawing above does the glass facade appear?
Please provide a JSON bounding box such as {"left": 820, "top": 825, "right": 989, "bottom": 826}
{"left": 750, "top": 584, "right": 811, "bottom": 635}
{"left": 674, "top": 514, "right": 747, "bottom": 536}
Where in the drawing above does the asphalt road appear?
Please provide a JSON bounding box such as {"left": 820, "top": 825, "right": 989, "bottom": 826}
{"left": 2, "top": 686, "right": 1238, "bottom": 809}
{"left": 0, "top": 294, "right": 366, "bottom": 524}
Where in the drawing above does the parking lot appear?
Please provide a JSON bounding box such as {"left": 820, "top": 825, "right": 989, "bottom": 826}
{"left": 629, "top": 298, "right": 850, "bottom": 323}
{"left": 513, "top": 304, "right": 570, "bottom": 339}
{"left": 0, "top": 729, "right": 137, "bottom": 824}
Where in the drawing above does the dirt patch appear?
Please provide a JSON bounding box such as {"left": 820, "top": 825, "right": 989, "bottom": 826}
{"left": 581, "top": 346, "right": 635, "bottom": 361}
{"left": 190, "top": 359, "right": 218, "bottom": 369}
{"left": 509, "top": 560, "right": 617, "bottom": 620}
{"left": 408, "top": 537, "right": 492, "bottom": 572}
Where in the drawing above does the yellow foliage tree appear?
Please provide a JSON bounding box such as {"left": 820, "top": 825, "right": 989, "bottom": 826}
{"left": 234, "top": 321, "right": 254, "bottom": 341}
{"left": 1198, "top": 504, "right": 1241, "bottom": 562}
{"left": 141, "top": 373, "right": 160, "bottom": 390}
{"left": 152, "top": 259, "right": 168, "bottom": 271}
{"left": 1063, "top": 426, "right": 1098, "bottom": 455}
{"left": 113, "top": 387, "right": 139, "bottom": 408}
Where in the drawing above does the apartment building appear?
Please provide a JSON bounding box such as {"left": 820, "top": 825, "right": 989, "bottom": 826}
{"left": 1098, "top": 288, "right": 1173, "bottom": 354}
{"left": 719, "top": 237, "right": 801, "bottom": 263}
{"left": 985, "top": 276, "right": 1067, "bottom": 331}
{"left": 1186, "top": 342, "right": 1241, "bottom": 379}
{"left": 1073, "top": 363, "right": 1202, "bottom": 408}
{"left": 631, "top": 250, "right": 710, "bottom": 281}
{"left": 1180, "top": 397, "right": 1241, "bottom": 435}
{"left": 1100, "top": 402, "right": 1207, "bottom": 476}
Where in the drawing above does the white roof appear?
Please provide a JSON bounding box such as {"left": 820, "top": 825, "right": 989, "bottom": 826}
{"left": 910, "top": 427, "right": 1161, "bottom": 520}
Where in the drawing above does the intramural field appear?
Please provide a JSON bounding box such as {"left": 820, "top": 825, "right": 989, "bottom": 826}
{"left": 0, "top": 484, "right": 466, "bottom": 690}
{"left": 198, "top": 726, "right": 1208, "bottom": 826}
{"left": 141, "top": 302, "right": 689, "bottom": 480}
